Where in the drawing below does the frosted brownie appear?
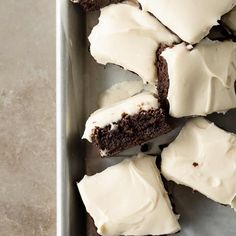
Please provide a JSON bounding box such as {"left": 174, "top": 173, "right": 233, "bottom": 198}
{"left": 138, "top": 0, "right": 236, "bottom": 44}
{"left": 88, "top": 3, "right": 180, "bottom": 85}
{"left": 156, "top": 39, "right": 236, "bottom": 118}
{"left": 78, "top": 154, "right": 181, "bottom": 235}
{"left": 161, "top": 118, "right": 236, "bottom": 210}
{"left": 82, "top": 92, "right": 171, "bottom": 157}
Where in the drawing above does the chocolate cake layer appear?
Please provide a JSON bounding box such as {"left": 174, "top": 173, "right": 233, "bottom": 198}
{"left": 70, "top": 0, "right": 122, "bottom": 10}
{"left": 156, "top": 45, "right": 170, "bottom": 111}
{"left": 91, "top": 108, "right": 172, "bottom": 157}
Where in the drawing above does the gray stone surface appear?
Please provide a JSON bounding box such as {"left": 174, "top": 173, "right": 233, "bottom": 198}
{"left": 0, "top": 0, "right": 56, "bottom": 235}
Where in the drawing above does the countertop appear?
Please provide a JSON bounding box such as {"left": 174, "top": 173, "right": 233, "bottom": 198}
{"left": 0, "top": 0, "right": 56, "bottom": 235}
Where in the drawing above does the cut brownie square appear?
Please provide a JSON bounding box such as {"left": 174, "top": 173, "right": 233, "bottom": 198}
{"left": 162, "top": 118, "right": 236, "bottom": 210}
{"left": 78, "top": 154, "right": 181, "bottom": 235}
{"left": 82, "top": 92, "right": 172, "bottom": 157}
{"left": 88, "top": 3, "right": 179, "bottom": 85}
{"left": 156, "top": 39, "right": 236, "bottom": 118}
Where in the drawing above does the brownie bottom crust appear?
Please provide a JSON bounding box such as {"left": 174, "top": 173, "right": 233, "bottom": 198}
{"left": 91, "top": 108, "right": 172, "bottom": 157}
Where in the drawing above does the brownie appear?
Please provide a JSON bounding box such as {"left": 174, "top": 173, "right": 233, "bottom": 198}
{"left": 156, "top": 40, "right": 236, "bottom": 118}
{"left": 91, "top": 108, "right": 172, "bottom": 157}
{"left": 70, "top": 0, "right": 122, "bottom": 10}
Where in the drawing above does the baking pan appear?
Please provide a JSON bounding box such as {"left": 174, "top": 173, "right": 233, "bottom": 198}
{"left": 57, "top": 0, "right": 236, "bottom": 235}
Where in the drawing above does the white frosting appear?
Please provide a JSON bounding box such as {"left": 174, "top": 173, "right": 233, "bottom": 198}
{"left": 223, "top": 6, "right": 236, "bottom": 32}
{"left": 99, "top": 80, "right": 144, "bottom": 108}
{"left": 78, "top": 154, "right": 181, "bottom": 236}
{"left": 138, "top": 0, "right": 236, "bottom": 44}
{"left": 161, "top": 118, "right": 236, "bottom": 209}
{"left": 99, "top": 80, "right": 158, "bottom": 108}
{"left": 83, "top": 92, "right": 159, "bottom": 142}
{"left": 161, "top": 40, "right": 236, "bottom": 118}
{"left": 89, "top": 3, "right": 179, "bottom": 84}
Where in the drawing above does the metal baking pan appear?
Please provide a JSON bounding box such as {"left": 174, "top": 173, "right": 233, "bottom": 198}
{"left": 57, "top": 0, "right": 236, "bottom": 235}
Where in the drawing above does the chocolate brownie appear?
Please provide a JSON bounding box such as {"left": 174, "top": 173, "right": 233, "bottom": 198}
{"left": 156, "top": 45, "right": 170, "bottom": 111}
{"left": 88, "top": 3, "right": 180, "bottom": 85}
{"left": 92, "top": 108, "right": 172, "bottom": 157}
{"left": 78, "top": 155, "right": 181, "bottom": 235}
{"left": 82, "top": 92, "right": 173, "bottom": 157}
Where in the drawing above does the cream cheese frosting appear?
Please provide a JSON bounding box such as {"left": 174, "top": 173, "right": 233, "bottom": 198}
{"left": 161, "top": 118, "right": 236, "bottom": 210}
{"left": 88, "top": 3, "right": 179, "bottom": 84}
{"left": 99, "top": 80, "right": 144, "bottom": 108}
{"left": 161, "top": 40, "right": 236, "bottom": 118}
{"left": 138, "top": 0, "right": 236, "bottom": 44}
{"left": 223, "top": 6, "right": 236, "bottom": 32}
{"left": 78, "top": 153, "right": 181, "bottom": 236}
{"left": 99, "top": 80, "right": 157, "bottom": 108}
{"left": 82, "top": 92, "right": 159, "bottom": 142}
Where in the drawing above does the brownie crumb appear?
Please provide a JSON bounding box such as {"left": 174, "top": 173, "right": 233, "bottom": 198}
{"left": 121, "top": 112, "right": 128, "bottom": 118}
{"left": 192, "top": 162, "right": 199, "bottom": 167}
{"left": 140, "top": 143, "right": 150, "bottom": 152}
